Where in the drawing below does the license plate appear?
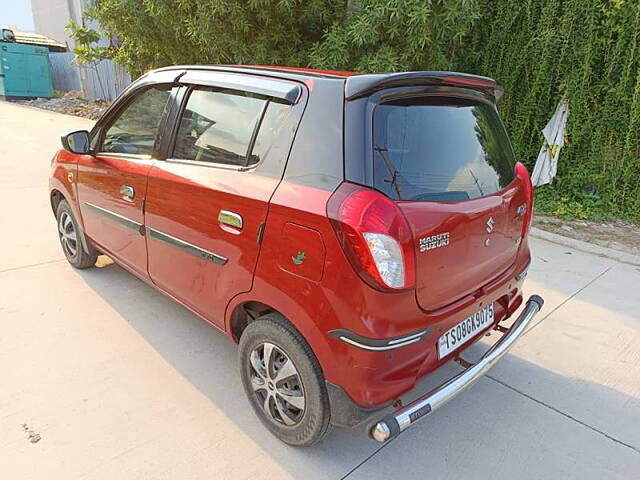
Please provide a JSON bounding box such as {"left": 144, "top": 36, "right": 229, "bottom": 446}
{"left": 437, "top": 303, "right": 495, "bottom": 359}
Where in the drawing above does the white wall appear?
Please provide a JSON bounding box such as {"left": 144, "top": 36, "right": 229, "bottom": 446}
{"left": 32, "top": 0, "right": 131, "bottom": 100}
{"left": 31, "top": 0, "right": 74, "bottom": 48}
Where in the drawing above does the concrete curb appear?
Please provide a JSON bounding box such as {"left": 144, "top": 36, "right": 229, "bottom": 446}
{"left": 530, "top": 227, "right": 640, "bottom": 266}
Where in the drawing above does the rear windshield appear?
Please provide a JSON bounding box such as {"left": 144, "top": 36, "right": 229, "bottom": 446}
{"left": 373, "top": 97, "right": 516, "bottom": 202}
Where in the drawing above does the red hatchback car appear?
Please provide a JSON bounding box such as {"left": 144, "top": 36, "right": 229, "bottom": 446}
{"left": 50, "top": 65, "right": 543, "bottom": 446}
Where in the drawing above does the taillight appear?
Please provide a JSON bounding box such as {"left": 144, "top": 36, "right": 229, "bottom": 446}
{"left": 327, "top": 182, "right": 415, "bottom": 291}
{"left": 515, "top": 162, "right": 534, "bottom": 236}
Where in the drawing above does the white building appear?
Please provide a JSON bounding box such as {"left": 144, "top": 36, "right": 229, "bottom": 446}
{"left": 31, "top": 0, "right": 130, "bottom": 100}
{"left": 31, "top": 0, "right": 90, "bottom": 50}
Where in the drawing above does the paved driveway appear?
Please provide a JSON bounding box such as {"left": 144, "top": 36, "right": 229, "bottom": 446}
{"left": 1, "top": 101, "right": 639, "bottom": 479}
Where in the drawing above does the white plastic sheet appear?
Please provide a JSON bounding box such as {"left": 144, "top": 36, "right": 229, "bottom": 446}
{"left": 531, "top": 100, "right": 569, "bottom": 187}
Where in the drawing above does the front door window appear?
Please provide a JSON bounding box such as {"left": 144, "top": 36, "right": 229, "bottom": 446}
{"left": 101, "top": 86, "right": 171, "bottom": 156}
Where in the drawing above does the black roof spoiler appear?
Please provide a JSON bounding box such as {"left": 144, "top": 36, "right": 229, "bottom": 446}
{"left": 344, "top": 71, "right": 503, "bottom": 102}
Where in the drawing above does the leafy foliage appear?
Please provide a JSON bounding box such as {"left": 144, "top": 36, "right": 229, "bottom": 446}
{"left": 65, "top": 11, "right": 115, "bottom": 99}
{"left": 65, "top": 19, "right": 111, "bottom": 66}
{"left": 91, "top": 0, "right": 345, "bottom": 76}
{"left": 92, "top": 0, "right": 640, "bottom": 222}
{"left": 459, "top": 0, "right": 640, "bottom": 222}
{"left": 308, "top": 0, "right": 480, "bottom": 71}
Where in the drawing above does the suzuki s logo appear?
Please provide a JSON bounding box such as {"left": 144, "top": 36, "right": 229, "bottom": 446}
{"left": 486, "top": 217, "right": 495, "bottom": 233}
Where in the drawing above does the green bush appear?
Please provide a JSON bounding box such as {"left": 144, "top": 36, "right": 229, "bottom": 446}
{"left": 460, "top": 0, "right": 640, "bottom": 223}
{"left": 308, "top": 0, "right": 480, "bottom": 71}
{"left": 91, "top": 0, "right": 345, "bottom": 76}
{"left": 93, "top": 0, "right": 640, "bottom": 222}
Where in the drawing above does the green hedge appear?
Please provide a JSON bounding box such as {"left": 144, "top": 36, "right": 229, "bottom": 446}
{"left": 93, "top": 0, "right": 640, "bottom": 222}
{"left": 309, "top": 0, "right": 640, "bottom": 222}
{"left": 460, "top": 0, "right": 640, "bottom": 222}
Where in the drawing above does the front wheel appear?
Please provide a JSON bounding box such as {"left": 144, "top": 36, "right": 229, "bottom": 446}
{"left": 238, "top": 314, "right": 331, "bottom": 446}
{"left": 56, "top": 200, "right": 98, "bottom": 269}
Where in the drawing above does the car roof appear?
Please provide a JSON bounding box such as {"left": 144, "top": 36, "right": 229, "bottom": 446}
{"left": 153, "top": 64, "right": 355, "bottom": 83}
{"left": 244, "top": 65, "right": 358, "bottom": 78}
{"left": 150, "top": 65, "right": 500, "bottom": 101}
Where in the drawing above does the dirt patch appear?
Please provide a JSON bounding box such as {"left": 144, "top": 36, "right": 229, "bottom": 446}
{"left": 534, "top": 215, "right": 640, "bottom": 256}
{"left": 12, "top": 91, "right": 110, "bottom": 120}
{"left": 21, "top": 424, "right": 41, "bottom": 444}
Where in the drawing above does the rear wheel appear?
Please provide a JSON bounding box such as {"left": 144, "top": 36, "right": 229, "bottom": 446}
{"left": 56, "top": 200, "right": 98, "bottom": 269}
{"left": 238, "top": 314, "right": 331, "bottom": 446}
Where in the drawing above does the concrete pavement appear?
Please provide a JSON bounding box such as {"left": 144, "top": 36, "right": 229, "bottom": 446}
{"left": 1, "top": 101, "right": 639, "bottom": 479}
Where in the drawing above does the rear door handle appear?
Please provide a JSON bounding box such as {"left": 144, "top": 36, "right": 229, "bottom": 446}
{"left": 120, "top": 184, "right": 135, "bottom": 200}
{"left": 218, "top": 210, "right": 243, "bottom": 231}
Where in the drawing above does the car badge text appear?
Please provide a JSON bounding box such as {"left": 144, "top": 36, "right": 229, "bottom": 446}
{"left": 419, "top": 232, "right": 450, "bottom": 252}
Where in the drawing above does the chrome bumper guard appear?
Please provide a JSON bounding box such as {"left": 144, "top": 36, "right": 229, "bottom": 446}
{"left": 369, "top": 295, "right": 545, "bottom": 443}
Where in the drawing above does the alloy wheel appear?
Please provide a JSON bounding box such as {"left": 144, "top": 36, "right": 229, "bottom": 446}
{"left": 58, "top": 211, "right": 78, "bottom": 257}
{"left": 249, "top": 342, "right": 306, "bottom": 426}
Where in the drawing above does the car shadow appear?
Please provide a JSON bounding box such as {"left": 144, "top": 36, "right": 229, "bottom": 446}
{"left": 73, "top": 258, "right": 640, "bottom": 479}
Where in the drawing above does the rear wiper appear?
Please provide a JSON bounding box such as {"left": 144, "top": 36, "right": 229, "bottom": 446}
{"left": 468, "top": 167, "right": 484, "bottom": 196}
{"left": 374, "top": 145, "right": 403, "bottom": 199}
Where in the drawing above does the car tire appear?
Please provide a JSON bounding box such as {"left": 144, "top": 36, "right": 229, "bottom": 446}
{"left": 239, "top": 313, "right": 331, "bottom": 446}
{"left": 56, "top": 199, "right": 98, "bottom": 269}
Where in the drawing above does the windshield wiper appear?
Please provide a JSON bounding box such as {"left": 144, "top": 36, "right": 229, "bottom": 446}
{"left": 374, "top": 145, "right": 403, "bottom": 199}
{"left": 468, "top": 167, "right": 484, "bottom": 196}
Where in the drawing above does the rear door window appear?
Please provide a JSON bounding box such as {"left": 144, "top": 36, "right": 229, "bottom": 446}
{"left": 373, "top": 97, "right": 516, "bottom": 202}
{"left": 173, "top": 87, "right": 292, "bottom": 167}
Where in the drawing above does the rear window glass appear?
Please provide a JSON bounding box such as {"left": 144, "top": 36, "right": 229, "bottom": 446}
{"left": 248, "top": 100, "right": 291, "bottom": 165}
{"left": 373, "top": 97, "right": 516, "bottom": 202}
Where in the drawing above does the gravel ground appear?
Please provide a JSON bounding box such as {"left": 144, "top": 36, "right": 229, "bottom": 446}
{"left": 533, "top": 215, "right": 640, "bottom": 256}
{"left": 11, "top": 91, "right": 110, "bottom": 120}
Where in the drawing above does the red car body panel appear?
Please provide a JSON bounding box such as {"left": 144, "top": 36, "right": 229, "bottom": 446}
{"left": 225, "top": 180, "right": 529, "bottom": 408}
{"left": 76, "top": 153, "right": 153, "bottom": 278}
{"left": 402, "top": 176, "right": 528, "bottom": 312}
{"left": 144, "top": 161, "right": 278, "bottom": 329}
{"left": 50, "top": 65, "right": 532, "bottom": 415}
{"left": 50, "top": 150, "right": 82, "bottom": 223}
{"left": 246, "top": 65, "right": 357, "bottom": 78}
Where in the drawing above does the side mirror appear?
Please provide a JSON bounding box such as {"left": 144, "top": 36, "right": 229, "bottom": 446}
{"left": 61, "top": 130, "right": 91, "bottom": 154}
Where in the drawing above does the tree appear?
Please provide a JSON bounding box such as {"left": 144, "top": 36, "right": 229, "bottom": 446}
{"left": 309, "top": 0, "right": 480, "bottom": 72}
{"left": 65, "top": 10, "right": 113, "bottom": 99}
{"left": 88, "top": 0, "right": 640, "bottom": 221}
{"left": 91, "top": 0, "right": 480, "bottom": 74}
{"left": 91, "top": 0, "right": 346, "bottom": 76}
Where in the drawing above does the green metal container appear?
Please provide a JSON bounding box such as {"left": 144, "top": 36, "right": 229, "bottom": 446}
{"left": 0, "top": 41, "right": 54, "bottom": 99}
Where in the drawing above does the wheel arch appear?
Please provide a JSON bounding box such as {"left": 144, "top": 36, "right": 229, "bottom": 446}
{"left": 225, "top": 295, "right": 338, "bottom": 384}
{"left": 228, "top": 299, "right": 318, "bottom": 345}
{"left": 50, "top": 188, "right": 65, "bottom": 216}
{"left": 229, "top": 300, "right": 277, "bottom": 343}
{"left": 49, "top": 186, "right": 93, "bottom": 255}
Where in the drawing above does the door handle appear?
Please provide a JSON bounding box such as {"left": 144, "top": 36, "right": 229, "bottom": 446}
{"left": 218, "top": 210, "right": 243, "bottom": 230}
{"left": 120, "top": 184, "right": 135, "bottom": 200}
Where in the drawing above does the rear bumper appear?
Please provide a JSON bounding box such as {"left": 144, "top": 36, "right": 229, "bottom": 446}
{"left": 326, "top": 381, "right": 388, "bottom": 428}
{"left": 322, "top": 244, "right": 532, "bottom": 409}
{"left": 368, "top": 294, "right": 544, "bottom": 442}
